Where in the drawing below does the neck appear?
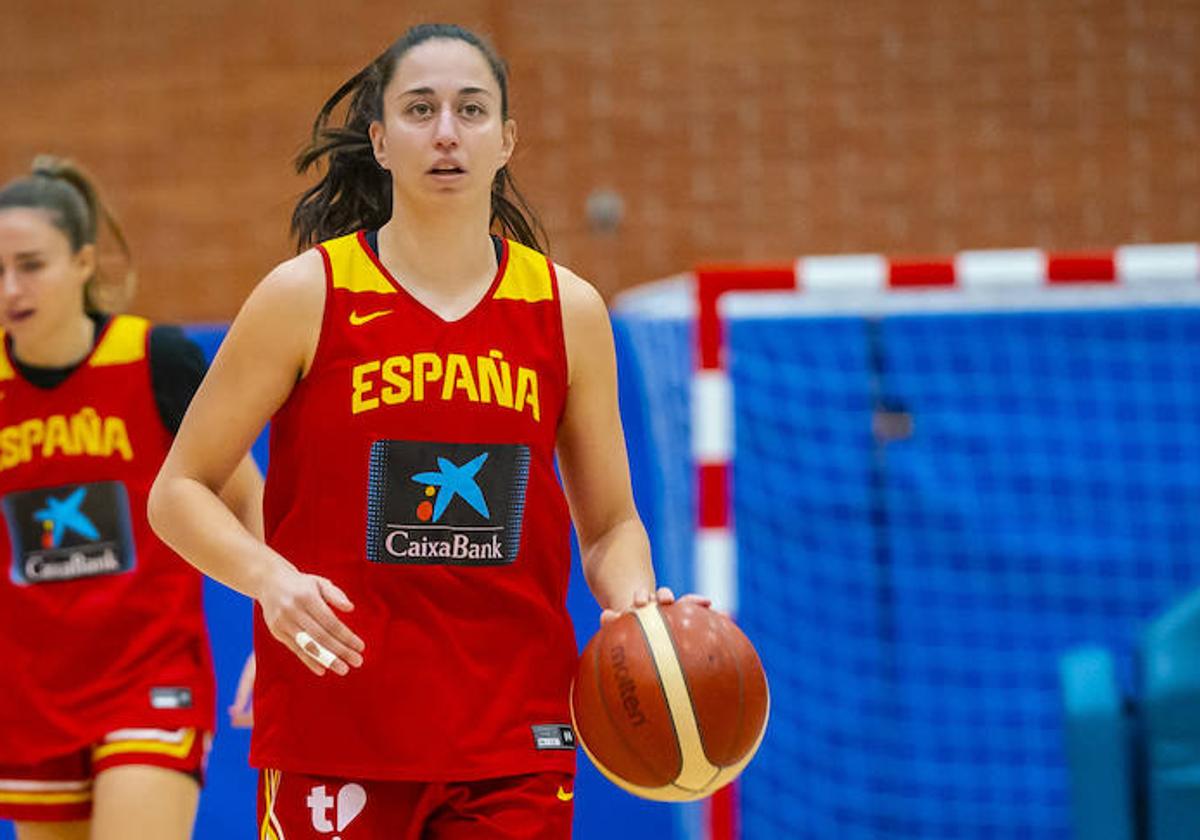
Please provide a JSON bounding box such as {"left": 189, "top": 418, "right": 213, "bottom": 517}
{"left": 378, "top": 193, "right": 498, "bottom": 297}
{"left": 12, "top": 312, "right": 95, "bottom": 368}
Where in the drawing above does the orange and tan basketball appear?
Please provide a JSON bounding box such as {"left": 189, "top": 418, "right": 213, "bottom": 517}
{"left": 570, "top": 600, "right": 769, "bottom": 801}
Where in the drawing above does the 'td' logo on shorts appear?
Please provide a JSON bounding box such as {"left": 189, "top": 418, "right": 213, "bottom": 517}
{"left": 366, "top": 440, "right": 529, "bottom": 566}
{"left": 3, "top": 481, "right": 136, "bottom": 585}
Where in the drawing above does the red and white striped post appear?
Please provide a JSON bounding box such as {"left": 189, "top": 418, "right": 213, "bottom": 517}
{"left": 690, "top": 242, "right": 1200, "bottom": 840}
{"left": 693, "top": 266, "right": 793, "bottom": 840}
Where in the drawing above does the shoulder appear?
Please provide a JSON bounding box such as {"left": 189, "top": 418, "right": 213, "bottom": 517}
{"left": 237, "top": 249, "right": 327, "bottom": 327}
{"left": 553, "top": 263, "right": 614, "bottom": 385}
{"left": 256, "top": 248, "right": 327, "bottom": 299}
{"left": 228, "top": 248, "right": 328, "bottom": 375}
{"left": 554, "top": 263, "right": 608, "bottom": 325}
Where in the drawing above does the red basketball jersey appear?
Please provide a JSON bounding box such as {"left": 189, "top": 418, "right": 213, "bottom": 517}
{"left": 0, "top": 316, "right": 216, "bottom": 764}
{"left": 253, "top": 232, "right": 577, "bottom": 781}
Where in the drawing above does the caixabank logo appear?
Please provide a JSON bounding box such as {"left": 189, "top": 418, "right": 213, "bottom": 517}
{"left": 366, "top": 440, "right": 530, "bottom": 566}
{"left": 3, "top": 481, "right": 136, "bottom": 585}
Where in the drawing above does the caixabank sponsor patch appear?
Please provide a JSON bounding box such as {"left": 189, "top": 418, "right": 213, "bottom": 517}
{"left": 366, "top": 440, "right": 530, "bottom": 566}
{"left": 3, "top": 481, "right": 136, "bottom": 585}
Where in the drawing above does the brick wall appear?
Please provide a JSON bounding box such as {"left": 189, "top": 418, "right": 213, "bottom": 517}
{"left": 2, "top": 0, "right": 1196, "bottom": 319}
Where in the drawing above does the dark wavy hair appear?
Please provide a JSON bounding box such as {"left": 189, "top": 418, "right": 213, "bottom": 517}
{"left": 0, "top": 155, "right": 134, "bottom": 314}
{"left": 291, "top": 23, "right": 546, "bottom": 252}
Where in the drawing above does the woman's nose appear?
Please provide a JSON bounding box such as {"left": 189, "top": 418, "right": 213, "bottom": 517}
{"left": 433, "top": 106, "right": 459, "bottom": 148}
{"left": 0, "top": 268, "right": 20, "bottom": 299}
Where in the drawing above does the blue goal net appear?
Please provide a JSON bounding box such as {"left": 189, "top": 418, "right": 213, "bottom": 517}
{"left": 614, "top": 283, "right": 1200, "bottom": 838}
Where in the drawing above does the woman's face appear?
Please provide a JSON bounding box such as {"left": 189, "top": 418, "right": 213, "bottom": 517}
{"left": 0, "top": 207, "right": 92, "bottom": 350}
{"left": 370, "top": 38, "right": 516, "bottom": 207}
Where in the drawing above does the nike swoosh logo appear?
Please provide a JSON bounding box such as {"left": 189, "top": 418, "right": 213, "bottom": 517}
{"left": 556, "top": 786, "right": 574, "bottom": 802}
{"left": 349, "top": 309, "right": 393, "bottom": 326}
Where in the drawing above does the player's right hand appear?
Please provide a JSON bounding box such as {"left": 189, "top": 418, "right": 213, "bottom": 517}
{"left": 599, "top": 586, "right": 713, "bottom": 625}
{"left": 256, "top": 561, "right": 365, "bottom": 676}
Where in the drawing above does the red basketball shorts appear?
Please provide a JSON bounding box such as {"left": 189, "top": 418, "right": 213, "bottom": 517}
{"left": 258, "top": 768, "right": 575, "bottom": 839}
{"left": 0, "top": 727, "right": 210, "bottom": 822}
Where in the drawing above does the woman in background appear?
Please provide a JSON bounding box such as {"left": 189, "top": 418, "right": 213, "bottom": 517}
{"left": 0, "top": 156, "right": 263, "bottom": 840}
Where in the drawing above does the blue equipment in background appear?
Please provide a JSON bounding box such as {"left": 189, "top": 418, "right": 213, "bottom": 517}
{"left": 617, "top": 295, "right": 1200, "bottom": 838}
{"left": 1061, "top": 587, "right": 1200, "bottom": 839}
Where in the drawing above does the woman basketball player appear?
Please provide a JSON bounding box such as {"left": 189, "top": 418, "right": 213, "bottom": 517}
{"left": 0, "top": 157, "right": 264, "bottom": 839}
{"left": 149, "top": 23, "right": 704, "bottom": 838}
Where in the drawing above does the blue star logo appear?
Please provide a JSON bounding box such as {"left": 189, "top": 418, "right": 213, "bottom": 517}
{"left": 34, "top": 487, "right": 99, "bottom": 548}
{"left": 411, "top": 452, "right": 491, "bottom": 522}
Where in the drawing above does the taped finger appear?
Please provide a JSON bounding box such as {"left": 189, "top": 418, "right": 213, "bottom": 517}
{"left": 294, "top": 630, "right": 337, "bottom": 668}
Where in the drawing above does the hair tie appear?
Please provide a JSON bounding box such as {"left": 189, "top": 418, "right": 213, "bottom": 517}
{"left": 30, "top": 155, "right": 64, "bottom": 179}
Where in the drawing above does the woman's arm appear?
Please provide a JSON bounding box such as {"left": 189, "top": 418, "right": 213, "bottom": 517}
{"left": 556, "top": 268, "right": 661, "bottom": 614}
{"left": 148, "top": 249, "right": 364, "bottom": 676}
{"left": 217, "top": 454, "right": 265, "bottom": 540}
{"left": 556, "top": 268, "right": 711, "bottom": 622}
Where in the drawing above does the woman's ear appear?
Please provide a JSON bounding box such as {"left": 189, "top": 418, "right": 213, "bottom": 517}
{"left": 499, "top": 118, "right": 517, "bottom": 169}
{"left": 369, "top": 120, "right": 390, "bottom": 171}
{"left": 73, "top": 243, "right": 96, "bottom": 288}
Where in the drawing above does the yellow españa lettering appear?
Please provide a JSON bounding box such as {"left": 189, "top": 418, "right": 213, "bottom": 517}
{"left": 442, "top": 354, "right": 480, "bottom": 403}
{"left": 351, "top": 349, "right": 541, "bottom": 421}
{"left": 478, "top": 350, "right": 513, "bottom": 408}
{"left": 380, "top": 355, "right": 411, "bottom": 405}
{"left": 352, "top": 361, "right": 380, "bottom": 414}
{"left": 0, "top": 408, "right": 134, "bottom": 471}
{"left": 514, "top": 367, "right": 540, "bottom": 422}
{"left": 44, "top": 414, "right": 73, "bottom": 456}
{"left": 103, "top": 417, "right": 134, "bottom": 461}
{"left": 72, "top": 407, "right": 103, "bottom": 454}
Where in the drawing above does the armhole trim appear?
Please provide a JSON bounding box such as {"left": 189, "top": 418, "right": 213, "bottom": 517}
{"left": 300, "top": 245, "right": 335, "bottom": 381}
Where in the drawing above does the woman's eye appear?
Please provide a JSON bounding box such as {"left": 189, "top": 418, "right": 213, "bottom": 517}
{"left": 461, "top": 103, "right": 484, "bottom": 117}
{"left": 408, "top": 102, "right": 434, "bottom": 117}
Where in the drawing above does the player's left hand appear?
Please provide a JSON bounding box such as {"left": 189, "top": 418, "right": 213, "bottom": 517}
{"left": 228, "top": 652, "right": 255, "bottom": 728}
{"left": 600, "top": 586, "right": 713, "bottom": 624}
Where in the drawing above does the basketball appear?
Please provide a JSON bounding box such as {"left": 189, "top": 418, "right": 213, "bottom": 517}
{"left": 570, "top": 600, "right": 769, "bottom": 801}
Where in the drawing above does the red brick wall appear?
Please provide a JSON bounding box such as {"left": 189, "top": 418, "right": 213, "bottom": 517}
{"left": 2, "top": 0, "right": 1196, "bottom": 319}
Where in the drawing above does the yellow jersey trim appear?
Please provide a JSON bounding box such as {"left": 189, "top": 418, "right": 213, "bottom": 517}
{"left": 89, "top": 315, "right": 149, "bottom": 367}
{"left": 323, "top": 232, "right": 398, "bottom": 295}
{"left": 0, "top": 334, "right": 12, "bottom": 382}
{"left": 320, "top": 231, "right": 555, "bottom": 304}
{"left": 494, "top": 240, "right": 555, "bottom": 303}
